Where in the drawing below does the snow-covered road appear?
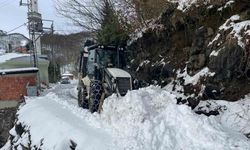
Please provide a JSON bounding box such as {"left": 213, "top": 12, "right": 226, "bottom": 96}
{"left": 42, "top": 81, "right": 78, "bottom": 105}
{"left": 2, "top": 83, "right": 250, "bottom": 150}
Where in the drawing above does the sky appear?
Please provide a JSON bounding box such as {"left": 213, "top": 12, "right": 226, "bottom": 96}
{"left": 0, "top": 0, "right": 81, "bottom": 37}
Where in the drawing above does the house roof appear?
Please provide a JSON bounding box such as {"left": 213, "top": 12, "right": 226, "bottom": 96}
{"left": 0, "top": 53, "right": 30, "bottom": 64}
{"left": 0, "top": 67, "right": 38, "bottom": 75}
{"left": 62, "top": 73, "right": 74, "bottom": 76}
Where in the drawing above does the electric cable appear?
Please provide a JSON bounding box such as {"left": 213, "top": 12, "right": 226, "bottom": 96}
{"left": 7, "top": 23, "right": 28, "bottom": 34}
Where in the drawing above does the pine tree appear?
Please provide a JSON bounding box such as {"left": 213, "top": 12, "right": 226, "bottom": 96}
{"left": 97, "top": 0, "right": 128, "bottom": 46}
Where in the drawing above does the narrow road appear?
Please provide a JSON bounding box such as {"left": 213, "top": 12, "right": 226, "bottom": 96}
{"left": 42, "top": 80, "right": 78, "bottom": 105}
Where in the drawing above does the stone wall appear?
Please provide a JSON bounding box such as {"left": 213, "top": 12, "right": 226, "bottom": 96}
{"left": 0, "top": 107, "right": 17, "bottom": 148}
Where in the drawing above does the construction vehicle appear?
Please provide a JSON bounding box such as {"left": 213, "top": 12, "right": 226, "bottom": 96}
{"left": 77, "top": 40, "right": 132, "bottom": 113}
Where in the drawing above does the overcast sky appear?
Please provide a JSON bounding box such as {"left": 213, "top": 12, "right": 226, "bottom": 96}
{"left": 0, "top": 0, "right": 80, "bottom": 37}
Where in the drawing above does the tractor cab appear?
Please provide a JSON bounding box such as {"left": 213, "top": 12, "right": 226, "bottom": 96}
{"left": 78, "top": 42, "right": 132, "bottom": 113}
{"left": 85, "top": 45, "right": 126, "bottom": 80}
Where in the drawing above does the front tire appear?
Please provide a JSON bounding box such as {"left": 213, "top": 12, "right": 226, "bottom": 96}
{"left": 89, "top": 81, "right": 103, "bottom": 113}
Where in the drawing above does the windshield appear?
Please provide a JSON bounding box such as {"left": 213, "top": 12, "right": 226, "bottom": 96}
{"left": 96, "top": 49, "right": 118, "bottom": 68}
{"left": 86, "top": 48, "right": 126, "bottom": 76}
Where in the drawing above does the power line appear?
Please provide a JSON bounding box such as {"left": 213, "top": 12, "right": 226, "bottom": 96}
{"left": 7, "top": 23, "right": 27, "bottom": 34}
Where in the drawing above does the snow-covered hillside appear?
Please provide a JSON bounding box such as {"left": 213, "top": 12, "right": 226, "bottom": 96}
{"left": 2, "top": 84, "right": 250, "bottom": 150}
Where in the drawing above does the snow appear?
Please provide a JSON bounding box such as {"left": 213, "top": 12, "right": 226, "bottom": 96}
{"left": 210, "top": 50, "right": 219, "bottom": 57}
{"left": 128, "top": 19, "right": 164, "bottom": 45}
{"left": 139, "top": 60, "right": 150, "bottom": 67}
{"left": 2, "top": 85, "right": 250, "bottom": 150}
{"left": 230, "top": 14, "right": 240, "bottom": 21}
{"left": 218, "top": 15, "right": 250, "bottom": 48}
{"left": 20, "top": 40, "right": 28, "bottom": 47}
{"left": 0, "top": 52, "right": 30, "bottom": 64}
{"left": 0, "top": 67, "right": 38, "bottom": 74}
{"left": 0, "top": 48, "right": 6, "bottom": 55}
{"left": 218, "top": 0, "right": 235, "bottom": 11}
{"left": 170, "top": 0, "right": 198, "bottom": 12}
{"left": 167, "top": 0, "right": 221, "bottom": 12}
{"left": 210, "top": 48, "right": 223, "bottom": 57}
{"left": 195, "top": 95, "right": 250, "bottom": 137}
{"left": 70, "top": 86, "right": 78, "bottom": 100}
{"left": 208, "top": 33, "right": 221, "bottom": 46}
{"left": 208, "top": 14, "right": 250, "bottom": 48}
{"left": 62, "top": 73, "right": 73, "bottom": 76}
{"left": 177, "top": 67, "right": 215, "bottom": 85}
{"left": 5, "top": 93, "right": 114, "bottom": 150}
{"left": 207, "top": 5, "right": 213, "bottom": 9}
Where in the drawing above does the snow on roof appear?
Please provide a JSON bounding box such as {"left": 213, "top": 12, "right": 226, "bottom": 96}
{"left": 4, "top": 86, "right": 250, "bottom": 149}
{"left": 0, "top": 52, "right": 30, "bottom": 64}
{"left": 20, "top": 40, "right": 28, "bottom": 46}
{"left": 0, "top": 67, "right": 38, "bottom": 74}
{"left": 62, "top": 73, "right": 74, "bottom": 76}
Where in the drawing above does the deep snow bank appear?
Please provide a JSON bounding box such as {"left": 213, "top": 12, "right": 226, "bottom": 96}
{"left": 1, "top": 93, "right": 114, "bottom": 150}
{"left": 195, "top": 96, "right": 250, "bottom": 137}
{"left": 2, "top": 86, "right": 250, "bottom": 150}
{"left": 101, "top": 86, "right": 250, "bottom": 150}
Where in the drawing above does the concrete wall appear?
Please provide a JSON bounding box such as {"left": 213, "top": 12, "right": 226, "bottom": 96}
{"left": 0, "top": 73, "right": 37, "bottom": 100}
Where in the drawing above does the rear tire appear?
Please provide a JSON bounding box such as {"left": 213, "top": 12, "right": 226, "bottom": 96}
{"left": 89, "top": 81, "right": 103, "bottom": 113}
{"left": 77, "top": 88, "right": 82, "bottom": 106}
{"left": 78, "top": 86, "right": 88, "bottom": 109}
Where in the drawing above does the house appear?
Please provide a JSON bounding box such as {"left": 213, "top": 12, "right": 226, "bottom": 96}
{"left": 0, "top": 33, "right": 30, "bottom": 53}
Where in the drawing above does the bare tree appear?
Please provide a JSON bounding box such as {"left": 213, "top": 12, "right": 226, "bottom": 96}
{"left": 54, "top": 0, "right": 170, "bottom": 37}
{"left": 54, "top": 0, "right": 113, "bottom": 32}
{"left": 55, "top": 0, "right": 96, "bottom": 31}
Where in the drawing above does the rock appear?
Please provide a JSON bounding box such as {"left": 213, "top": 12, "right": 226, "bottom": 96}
{"left": 203, "top": 84, "right": 221, "bottom": 100}
{"left": 207, "top": 27, "right": 214, "bottom": 37}
{"left": 189, "top": 54, "right": 206, "bottom": 71}
{"left": 187, "top": 97, "right": 200, "bottom": 109}
{"left": 195, "top": 110, "right": 219, "bottom": 116}
{"left": 127, "top": 0, "right": 250, "bottom": 100}
{"left": 188, "top": 26, "right": 208, "bottom": 72}
{"left": 209, "top": 35, "right": 243, "bottom": 80}
{"left": 0, "top": 108, "right": 17, "bottom": 148}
